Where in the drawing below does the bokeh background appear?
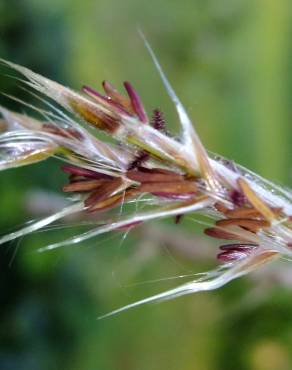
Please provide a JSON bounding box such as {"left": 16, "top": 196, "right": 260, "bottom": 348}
{"left": 1, "top": 0, "right": 292, "bottom": 369}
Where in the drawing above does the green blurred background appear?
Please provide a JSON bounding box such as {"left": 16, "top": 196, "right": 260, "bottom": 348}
{"left": 1, "top": 0, "right": 292, "bottom": 369}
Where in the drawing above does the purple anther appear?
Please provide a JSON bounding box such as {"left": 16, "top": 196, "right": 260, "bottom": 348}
{"left": 123, "top": 81, "right": 148, "bottom": 123}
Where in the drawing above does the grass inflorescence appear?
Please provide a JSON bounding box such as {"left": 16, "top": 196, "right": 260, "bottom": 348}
{"left": 0, "top": 41, "right": 292, "bottom": 318}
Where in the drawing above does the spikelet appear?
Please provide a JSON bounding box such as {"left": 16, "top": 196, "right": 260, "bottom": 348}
{"left": 0, "top": 41, "right": 292, "bottom": 319}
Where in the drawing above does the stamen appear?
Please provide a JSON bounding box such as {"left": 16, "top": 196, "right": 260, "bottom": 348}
{"left": 226, "top": 206, "right": 282, "bottom": 220}
{"left": 226, "top": 207, "right": 262, "bottom": 219}
{"left": 124, "top": 81, "right": 148, "bottom": 123}
{"left": 214, "top": 202, "right": 230, "bottom": 214}
{"left": 204, "top": 227, "right": 240, "bottom": 240}
{"left": 85, "top": 178, "right": 123, "bottom": 210}
{"left": 82, "top": 85, "right": 131, "bottom": 116}
{"left": 138, "top": 181, "right": 197, "bottom": 195}
{"left": 61, "top": 165, "right": 111, "bottom": 179}
{"left": 87, "top": 193, "right": 123, "bottom": 213}
{"left": 88, "top": 187, "right": 140, "bottom": 213}
{"left": 102, "top": 81, "right": 133, "bottom": 112}
{"left": 126, "top": 168, "right": 184, "bottom": 183}
{"left": 63, "top": 179, "right": 106, "bottom": 192}
{"left": 216, "top": 218, "right": 270, "bottom": 233}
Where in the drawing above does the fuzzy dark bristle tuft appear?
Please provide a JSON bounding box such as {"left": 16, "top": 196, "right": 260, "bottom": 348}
{"left": 151, "top": 108, "right": 166, "bottom": 132}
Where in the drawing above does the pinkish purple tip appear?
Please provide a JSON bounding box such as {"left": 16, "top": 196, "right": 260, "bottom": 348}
{"left": 123, "top": 81, "right": 148, "bottom": 123}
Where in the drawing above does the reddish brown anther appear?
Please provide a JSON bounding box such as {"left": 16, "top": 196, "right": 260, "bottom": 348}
{"left": 87, "top": 193, "right": 124, "bottom": 213}
{"left": 61, "top": 165, "right": 111, "bottom": 179}
{"left": 63, "top": 179, "right": 106, "bottom": 192}
{"left": 215, "top": 218, "right": 270, "bottom": 233}
{"left": 85, "top": 178, "right": 123, "bottom": 210}
{"left": 139, "top": 181, "right": 197, "bottom": 197}
{"left": 82, "top": 85, "right": 131, "bottom": 116}
{"left": 214, "top": 202, "right": 231, "bottom": 214}
{"left": 126, "top": 168, "right": 184, "bottom": 183}
{"left": 87, "top": 187, "right": 140, "bottom": 213}
{"left": 102, "top": 81, "right": 133, "bottom": 113}
{"left": 204, "top": 227, "right": 240, "bottom": 240}
{"left": 138, "top": 181, "right": 197, "bottom": 195}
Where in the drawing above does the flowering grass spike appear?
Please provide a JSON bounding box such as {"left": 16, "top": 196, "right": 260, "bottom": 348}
{"left": 0, "top": 44, "right": 292, "bottom": 318}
